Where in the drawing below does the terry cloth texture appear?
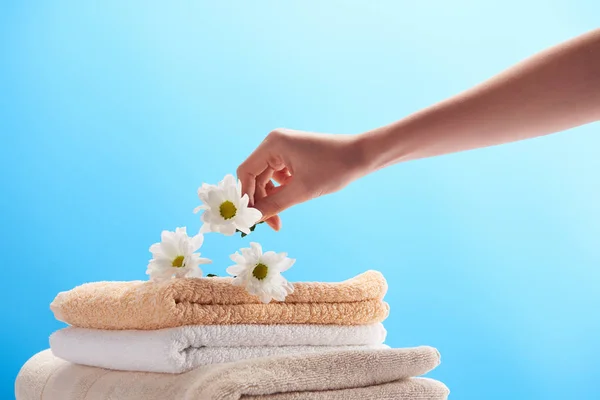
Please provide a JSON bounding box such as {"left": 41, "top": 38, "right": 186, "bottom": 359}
{"left": 52, "top": 338, "right": 387, "bottom": 373}
{"left": 50, "top": 271, "right": 389, "bottom": 330}
{"left": 50, "top": 323, "right": 388, "bottom": 373}
{"left": 16, "top": 347, "right": 448, "bottom": 400}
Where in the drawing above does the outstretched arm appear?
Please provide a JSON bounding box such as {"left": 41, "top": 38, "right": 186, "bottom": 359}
{"left": 360, "top": 28, "right": 600, "bottom": 172}
{"left": 237, "top": 29, "right": 600, "bottom": 230}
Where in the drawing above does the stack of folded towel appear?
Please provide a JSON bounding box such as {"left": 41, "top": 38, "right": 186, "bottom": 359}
{"left": 48, "top": 270, "right": 392, "bottom": 373}
{"left": 15, "top": 271, "right": 450, "bottom": 399}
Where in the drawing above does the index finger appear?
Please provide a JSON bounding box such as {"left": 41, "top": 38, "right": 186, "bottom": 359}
{"left": 236, "top": 141, "right": 271, "bottom": 205}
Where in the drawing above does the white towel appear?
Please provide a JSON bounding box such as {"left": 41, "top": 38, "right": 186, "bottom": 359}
{"left": 50, "top": 324, "right": 388, "bottom": 373}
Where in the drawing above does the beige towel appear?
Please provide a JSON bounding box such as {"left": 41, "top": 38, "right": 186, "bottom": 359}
{"left": 16, "top": 347, "right": 449, "bottom": 400}
{"left": 50, "top": 271, "right": 389, "bottom": 330}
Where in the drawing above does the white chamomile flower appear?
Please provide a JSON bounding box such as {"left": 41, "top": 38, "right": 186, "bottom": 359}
{"left": 194, "top": 174, "right": 262, "bottom": 236}
{"left": 226, "top": 242, "right": 295, "bottom": 303}
{"left": 146, "top": 227, "right": 212, "bottom": 282}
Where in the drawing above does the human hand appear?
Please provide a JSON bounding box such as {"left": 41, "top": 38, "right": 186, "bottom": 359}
{"left": 236, "top": 129, "right": 365, "bottom": 231}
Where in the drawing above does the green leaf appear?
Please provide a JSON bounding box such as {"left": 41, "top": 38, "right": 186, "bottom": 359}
{"left": 206, "top": 274, "right": 218, "bottom": 277}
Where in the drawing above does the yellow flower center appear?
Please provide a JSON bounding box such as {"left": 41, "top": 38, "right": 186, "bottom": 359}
{"left": 172, "top": 255, "right": 185, "bottom": 268}
{"left": 252, "top": 263, "right": 268, "bottom": 280}
{"left": 219, "top": 200, "right": 237, "bottom": 220}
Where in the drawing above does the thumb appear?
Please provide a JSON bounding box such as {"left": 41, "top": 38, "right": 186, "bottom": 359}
{"left": 253, "top": 182, "right": 306, "bottom": 220}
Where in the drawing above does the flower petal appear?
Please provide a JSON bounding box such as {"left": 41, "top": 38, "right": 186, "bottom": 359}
{"left": 185, "top": 266, "right": 204, "bottom": 279}
{"left": 197, "top": 257, "right": 212, "bottom": 265}
{"left": 190, "top": 233, "right": 204, "bottom": 250}
{"left": 148, "top": 267, "right": 173, "bottom": 283}
{"left": 240, "top": 247, "right": 254, "bottom": 259}
{"left": 259, "top": 292, "right": 272, "bottom": 304}
{"left": 236, "top": 178, "right": 243, "bottom": 195}
{"left": 193, "top": 205, "right": 207, "bottom": 213}
{"left": 229, "top": 252, "right": 246, "bottom": 264}
{"left": 225, "top": 184, "right": 238, "bottom": 203}
{"left": 278, "top": 257, "right": 296, "bottom": 272}
{"left": 160, "top": 230, "right": 173, "bottom": 243}
{"left": 239, "top": 193, "right": 249, "bottom": 208}
{"left": 219, "top": 223, "right": 237, "bottom": 236}
{"left": 207, "top": 189, "right": 224, "bottom": 208}
{"left": 234, "top": 222, "right": 251, "bottom": 235}
{"left": 202, "top": 211, "right": 221, "bottom": 225}
{"left": 245, "top": 207, "right": 263, "bottom": 225}
{"left": 249, "top": 242, "right": 263, "bottom": 256}
{"left": 199, "top": 223, "right": 212, "bottom": 234}
{"left": 260, "top": 251, "right": 279, "bottom": 267}
{"left": 222, "top": 174, "right": 236, "bottom": 187}
{"left": 226, "top": 265, "right": 246, "bottom": 276}
{"left": 160, "top": 240, "right": 179, "bottom": 258}
{"left": 149, "top": 243, "right": 164, "bottom": 255}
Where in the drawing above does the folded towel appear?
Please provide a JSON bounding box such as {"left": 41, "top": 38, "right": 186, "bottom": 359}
{"left": 16, "top": 347, "right": 448, "bottom": 400}
{"left": 51, "top": 323, "right": 388, "bottom": 372}
{"left": 50, "top": 271, "right": 389, "bottom": 330}
{"left": 52, "top": 336, "right": 387, "bottom": 373}
{"left": 247, "top": 379, "right": 449, "bottom": 400}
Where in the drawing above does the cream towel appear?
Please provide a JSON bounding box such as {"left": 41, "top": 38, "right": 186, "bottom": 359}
{"left": 16, "top": 348, "right": 448, "bottom": 400}
{"left": 50, "top": 323, "right": 387, "bottom": 373}
{"left": 50, "top": 325, "right": 388, "bottom": 373}
{"left": 50, "top": 271, "right": 389, "bottom": 330}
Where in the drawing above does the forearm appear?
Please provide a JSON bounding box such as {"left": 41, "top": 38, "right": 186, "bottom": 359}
{"left": 358, "top": 28, "right": 600, "bottom": 172}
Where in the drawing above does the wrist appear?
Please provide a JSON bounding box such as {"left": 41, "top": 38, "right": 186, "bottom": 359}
{"left": 344, "top": 132, "right": 375, "bottom": 178}
{"left": 352, "top": 124, "right": 413, "bottom": 176}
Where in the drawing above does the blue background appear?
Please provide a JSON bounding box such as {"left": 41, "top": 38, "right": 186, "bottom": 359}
{"left": 1, "top": 1, "right": 599, "bottom": 399}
